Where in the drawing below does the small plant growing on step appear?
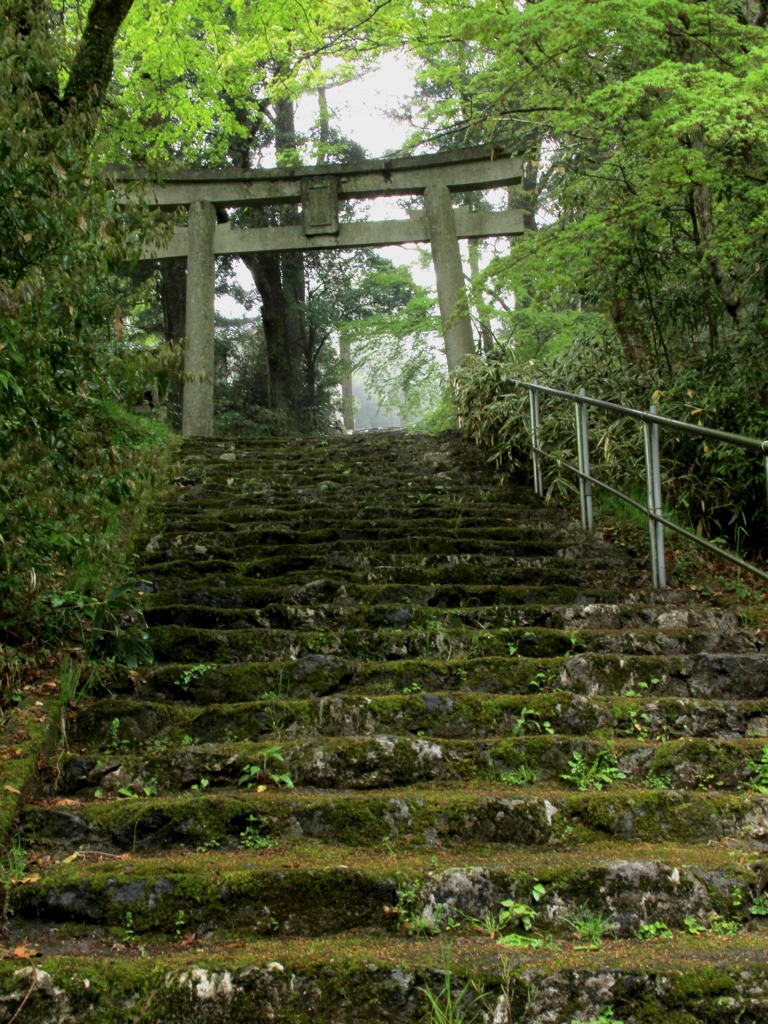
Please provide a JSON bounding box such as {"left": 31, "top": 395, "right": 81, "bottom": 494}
{"left": 387, "top": 876, "right": 441, "bottom": 936}
{"left": 238, "top": 745, "right": 294, "bottom": 789}
{"left": 527, "top": 671, "right": 547, "bottom": 690}
{"left": 562, "top": 748, "right": 626, "bottom": 791}
{"left": 512, "top": 706, "right": 553, "bottom": 736}
{"left": 58, "top": 657, "right": 96, "bottom": 747}
{"left": 746, "top": 745, "right": 768, "bottom": 794}
{"left": 174, "top": 662, "right": 216, "bottom": 693}
{"left": 474, "top": 886, "right": 545, "bottom": 939}
{"left": 421, "top": 961, "right": 482, "bottom": 1024}
{"left": 259, "top": 685, "right": 288, "bottom": 735}
{"left": 563, "top": 905, "right": 616, "bottom": 949}
{"left": 240, "top": 815, "right": 274, "bottom": 850}
{"left": 683, "top": 916, "right": 706, "bottom": 934}
{"left": 710, "top": 913, "right": 740, "bottom": 937}
{"left": 500, "top": 765, "right": 538, "bottom": 786}
{"left": 257, "top": 904, "right": 278, "bottom": 934}
{"left": 105, "top": 716, "right": 129, "bottom": 754}
{"left": 637, "top": 920, "right": 672, "bottom": 940}
{"left": 497, "top": 932, "right": 557, "bottom": 950}
{"left": 0, "top": 836, "right": 27, "bottom": 920}
{"left": 568, "top": 1010, "right": 624, "bottom": 1024}
{"left": 498, "top": 898, "right": 536, "bottom": 932}
{"left": 645, "top": 770, "right": 671, "bottom": 790}
{"left": 124, "top": 911, "right": 136, "bottom": 943}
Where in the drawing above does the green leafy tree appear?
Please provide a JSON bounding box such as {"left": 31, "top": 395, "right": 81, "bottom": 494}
{"left": 403, "top": 0, "right": 768, "bottom": 548}
{"left": 0, "top": 0, "right": 167, "bottom": 644}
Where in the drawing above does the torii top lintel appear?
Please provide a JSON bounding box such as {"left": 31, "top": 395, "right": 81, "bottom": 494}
{"left": 110, "top": 145, "right": 522, "bottom": 211}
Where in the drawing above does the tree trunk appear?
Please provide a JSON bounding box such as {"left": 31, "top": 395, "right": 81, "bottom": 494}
{"left": 240, "top": 248, "right": 300, "bottom": 430}
{"left": 235, "top": 96, "right": 310, "bottom": 433}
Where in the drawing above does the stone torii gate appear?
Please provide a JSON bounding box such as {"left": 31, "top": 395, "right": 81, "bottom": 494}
{"left": 116, "top": 146, "right": 523, "bottom": 436}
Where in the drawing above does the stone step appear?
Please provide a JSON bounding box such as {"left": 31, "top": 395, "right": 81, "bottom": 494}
{"left": 24, "top": 780, "right": 768, "bottom": 852}
{"left": 142, "top": 578, "right": 664, "bottom": 612}
{"left": 53, "top": 731, "right": 768, "bottom": 798}
{"left": 142, "top": 599, "right": 743, "bottom": 634}
{"left": 169, "top": 484, "right": 538, "bottom": 506}
{"left": 143, "top": 557, "right": 649, "bottom": 589}
{"left": 3, "top": 935, "right": 768, "bottom": 1024}
{"left": 155, "top": 507, "right": 579, "bottom": 534}
{"left": 69, "top": 692, "right": 768, "bottom": 748}
{"left": 142, "top": 536, "right": 625, "bottom": 568}
{"left": 6, "top": 845, "right": 754, "bottom": 943}
{"left": 171, "top": 469, "right": 513, "bottom": 496}
{"left": 134, "top": 651, "right": 768, "bottom": 703}
{"left": 145, "top": 621, "right": 759, "bottom": 665}
{"left": 144, "top": 526, "right": 591, "bottom": 558}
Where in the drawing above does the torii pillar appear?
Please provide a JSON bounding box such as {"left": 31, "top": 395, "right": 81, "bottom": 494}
{"left": 424, "top": 183, "right": 476, "bottom": 373}
{"left": 182, "top": 200, "right": 216, "bottom": 436}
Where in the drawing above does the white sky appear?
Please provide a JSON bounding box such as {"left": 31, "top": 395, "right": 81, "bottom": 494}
{"left": 294, "top": 53, "right": 438, "bottom": 288}
{"left": 298, "top": 52, "right": 418, "bottom": 160}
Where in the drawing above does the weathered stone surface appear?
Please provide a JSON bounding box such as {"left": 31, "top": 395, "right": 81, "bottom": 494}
{"left": 9, "top": 429, "right": 768, "bottom": 1024}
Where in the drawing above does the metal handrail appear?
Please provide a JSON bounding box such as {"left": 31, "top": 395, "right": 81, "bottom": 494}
{"left": 505, "top": 379, "right": 768, "bottom": 588}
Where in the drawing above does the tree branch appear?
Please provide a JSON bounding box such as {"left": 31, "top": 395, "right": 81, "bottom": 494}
{"left": 62, "top": 0, "right": 136, "bottom": 114}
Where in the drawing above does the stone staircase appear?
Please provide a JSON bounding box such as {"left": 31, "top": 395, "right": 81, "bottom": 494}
{"left": 3, "top": 430, "right": 768, "bottom": 1023}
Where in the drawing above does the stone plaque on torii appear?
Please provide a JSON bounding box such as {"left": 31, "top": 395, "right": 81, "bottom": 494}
{"left": 114, "top": 146, "right": 523, "bottom": 436}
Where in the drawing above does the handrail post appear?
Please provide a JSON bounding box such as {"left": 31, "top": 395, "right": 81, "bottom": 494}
{"left": 574, "top": 388, "right": 593, "bottom": 531}
{"left": 529, "top": 381, "right": 543, "bottom": 498}
{"left": 643, "top": 403, "right": 666, "bottom": 588}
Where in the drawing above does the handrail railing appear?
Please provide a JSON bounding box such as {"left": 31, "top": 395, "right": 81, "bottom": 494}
{"left": 507, "top": 379, "right": 768, "bottom": 588}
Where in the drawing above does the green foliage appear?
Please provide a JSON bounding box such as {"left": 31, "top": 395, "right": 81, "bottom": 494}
{"left": 0, "top": 6, "right": 177, "bottom": 675}
{"left": 683, "top": 916, "right": 706, "bottom": 935}
{"left": 341, "top": 257, "right": 447, "bottom": 429}
{"left": 745, "top": 746, "right": 768, "bottom": 795}
{"left": 497, "top": 898, "right": 536, "bottom": 933}
{"left": 238, "top": 745, "right": 294, "bottom": 789}
{"left": 0, "top": 835, "right": 26, "bottom": 921}
{"left": 410, "top": 0, "right": 768, "bottom": 559}
{"left": 563, "top": 906, "right": 617, "bottom": 950}
{"left": 57, "top": 658, "right": 95, "bottom": 709}
{"left": 500, "top": 765, "right": 538, "bottom": 787}
{"left": 638, "top": 920, "right": 673, "bottom": 941}
{"left": 0, "top": 837, "right": 26, "bottom": 891}
{"left": 239, "top": 815, "right": 275, "bottom": 850}
{"left": 646, "top": 771, "right": 672, "bottom": 791}
{"left": 497, "top": 932, "right": 557, "bottom": 950}
{"left": 421, "top": 961, "right": 483, "bottom": 1024}
{"left": 453, "top": 349, "right": 768, "bottom": 559}
{"left": 174, "top": 663, "right": 217, "bottom": 694}
{"left": 105, "top": 0, "right": 396, "bottom": 164}
{"left": 46, "top": 581, "right": 154, "bottom": 668}
{"left": 562, "top": 748, "right": 626, "bottom": 792}
{"left": 568, "top": 1011, "right": 623, "bottom": 1024}
{"left": 710, "top": 914, "right": 740, "bottom": 937}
